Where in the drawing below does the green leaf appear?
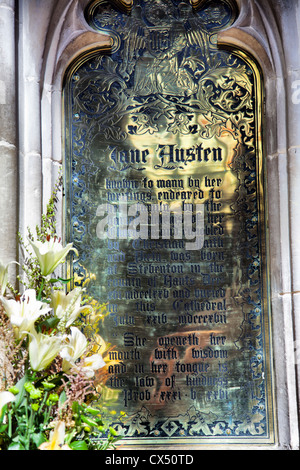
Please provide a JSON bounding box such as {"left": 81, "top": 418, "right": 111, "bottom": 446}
{"left": 71, "top": 401, "right": 79, "bottom": 414}
{"left": 8, "top": 437, "right": 26, "bottom": 451}
{"left": 48, "top": 277, "right": 74, "bottom": 285}
{"left": 70, "top": 440, "right": 89, "bottom": 450}
{"left": 58, "top": 277, "right": 74, "bottom": 285}
{"left": 81, "top": 415, "right": 99, "bottom": 428}
{"left": 0, "top": 424, "right": 8, "bottom": 433}
{"left": 13, "top": 374, "right": 29, "bottom": 408}
{"left": 31, "top": 432, "right": 46, "bottom": 448}
{"left": 85, "top": 406, "right": 101, "bottom": 416}
{"left": 36, "top": 316, "right": 60, "bottom": 332}
{"left": 58, "top": 390, "right": 67, "bottom": 407}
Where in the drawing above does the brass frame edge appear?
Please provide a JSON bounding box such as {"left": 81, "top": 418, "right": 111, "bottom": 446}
{"left": 61, "top": 7, "right": 278, "bottom": 451}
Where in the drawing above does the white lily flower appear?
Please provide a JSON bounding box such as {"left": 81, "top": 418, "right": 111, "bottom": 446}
{"left": 39, "top": 421, "right": 71, "bottom": 450}
{"left": 28, "top": 237, "right": 78, "bottom": 277}
{"left": 81, "top": 353, "right": 106, "bottom": 379}
{"left": 27, "top": 328, "right": 63, "bottom": 372}
{"left": 60, "top": 327, "right": 105, "bottom": 377}
{"left": 0, "top": 391, "right": 16, "bottom": 417}
{"left": 60, "top": 326, "right": 88, "bottom": 372}
{"left": 0, "top": 289, "right": 51, "bottom": 340}
{"left": 51, "top": 288, "right": 90, "bottom": 328}
{"left": 0, "top": 260, "right": 19, "bottom": 295}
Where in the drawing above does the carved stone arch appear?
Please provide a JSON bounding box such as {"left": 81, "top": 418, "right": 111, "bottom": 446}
{"left": 220, "top": 0, "right": 283, "bottom": 73}
{"left": 40, "top": 0, "right": 111, "bottom": 227}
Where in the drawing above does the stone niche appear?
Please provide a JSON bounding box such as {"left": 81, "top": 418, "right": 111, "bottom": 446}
{"left": 7, "top": 0, "right": 300, "bottom": 450}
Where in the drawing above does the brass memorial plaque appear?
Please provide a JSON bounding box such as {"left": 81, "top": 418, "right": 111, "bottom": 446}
{"left": 63, "top": 0, "right": 276, "bottom": 447}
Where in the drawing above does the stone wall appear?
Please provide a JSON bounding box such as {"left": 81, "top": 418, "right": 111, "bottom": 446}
{"left": 0, "top": 0, "right": 299, "bottom": 449}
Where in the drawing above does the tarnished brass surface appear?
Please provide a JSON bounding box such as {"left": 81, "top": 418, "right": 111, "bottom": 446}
{"left": 63, "top": 0, "right": 276, "bottom": 446}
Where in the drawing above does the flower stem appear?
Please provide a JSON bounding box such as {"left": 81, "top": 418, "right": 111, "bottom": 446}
{"left": 8, "top": 410, "right": 12, "bottom": 438}
{"left": 37, "top": 278, "right": 45, "bottom": 301}
{"left": 38, "top": 391, "right": 48, "bottom": 415}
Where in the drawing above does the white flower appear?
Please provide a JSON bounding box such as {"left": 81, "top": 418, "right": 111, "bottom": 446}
{"left": 0, "top": 391, "right": 16, "bottom": 417}
{"left": 0, "top": 260, "right": 18, "bottom": 295}
{"left": 28, "top": 237, "right": 78, "bottom": 277}
{"left": 39, "top": 421, "right": 71, "bottom": 451}
{"left": 27, "top": 328, "right": 63, "bottom": 372}
{"left": 0, "top": 289, "right": 51, "bottom": 340}
{"left": 60, "top": 326, "right": 88, "bottom": 372}
{"left": 61, "top": 327, "right": 105, "bottom": 378}
{"left": 51, "top": 288, "right": 90, "bottom": 329}
{"left": 81, "top": 353, "right": 106, "bottom": 379}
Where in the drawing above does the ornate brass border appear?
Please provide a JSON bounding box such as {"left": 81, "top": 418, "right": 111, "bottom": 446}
{"left": 190, "top": 0, "right": 239, "bottom": 20}
{"left": 86, "top": 0, "right": 133, "bottom": 17}
{"left": 62, "top": 0, "right": 277, "bottom": 448}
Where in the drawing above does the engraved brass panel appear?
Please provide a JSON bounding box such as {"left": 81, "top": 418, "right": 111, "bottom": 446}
{"left": 63, "top": 0, "right": 276, "bottom": 447}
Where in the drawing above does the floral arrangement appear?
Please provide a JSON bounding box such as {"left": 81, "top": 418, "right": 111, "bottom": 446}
{"left": 0, "top": 178, "right": 121, "bottom": 450}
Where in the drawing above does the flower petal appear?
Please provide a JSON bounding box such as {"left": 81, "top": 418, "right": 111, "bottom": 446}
{"left": 29, "top": 239, "right": 78, "bottom": 276}
{"left": 0, "top": 391, "right": 16, "bottom": 415}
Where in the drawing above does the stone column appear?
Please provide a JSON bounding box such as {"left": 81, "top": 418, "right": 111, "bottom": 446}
{"left": 0, "top": 0, "right": 18, "bottom": 270}
{"left": 283, "top": 1, "right": 300, "bottom": 446}
{"left": 18, "top": 0, "right": 43, "bottom": 237}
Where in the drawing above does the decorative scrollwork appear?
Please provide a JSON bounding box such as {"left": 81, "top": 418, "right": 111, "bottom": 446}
{"left": 64, "top": 0, "right": 273, "bottom": 444}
